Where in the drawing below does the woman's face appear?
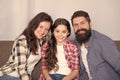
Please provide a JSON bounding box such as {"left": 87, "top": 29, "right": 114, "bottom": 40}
{"left": 53, "top": 24, "right": 69, "bottom": 45}
{"left": 34, "top": 21, "right": 51, "bottom": 39}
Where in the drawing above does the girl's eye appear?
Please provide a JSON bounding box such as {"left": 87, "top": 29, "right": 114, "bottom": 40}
{"left": 39, "top": 26, "right": 43, "bottom": 28}
{"left": 63, "top": 31, "right": 67, "bottom": 33}
{"left": 45, "top": 28, "right": 49, "bottom": 31}
{"left": 55, "top": 30, "right": 59, "bottom": 33}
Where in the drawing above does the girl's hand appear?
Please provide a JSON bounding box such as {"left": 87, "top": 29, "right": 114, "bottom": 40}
{"left": 62, "top": 76, "right": 71, "bottom": 80}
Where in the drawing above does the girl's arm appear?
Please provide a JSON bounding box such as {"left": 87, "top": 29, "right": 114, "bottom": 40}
{"left": 40, "top": 43, "right": 52, "bottom": 80}
{"left": 42, "top": 69, "right": 52, "bottom": 80}
{"left": 62, "top": 70, "right": 79, "bottom": 80}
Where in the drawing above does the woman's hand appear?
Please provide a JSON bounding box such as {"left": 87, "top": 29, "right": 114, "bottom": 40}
{"left": 46, "top": 76, "right": 52, "bottom": 80}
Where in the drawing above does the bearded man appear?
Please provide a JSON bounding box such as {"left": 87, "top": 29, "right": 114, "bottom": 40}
{"left": 71, "top": 10, "right": 120, "bottom": 80}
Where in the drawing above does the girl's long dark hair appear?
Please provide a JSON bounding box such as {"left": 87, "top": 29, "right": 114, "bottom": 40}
{"left": 21, "top": 12, "right": 53, "bottom": 54}
{"left": 45, "top": 18, "right": 71, "bottom": 71}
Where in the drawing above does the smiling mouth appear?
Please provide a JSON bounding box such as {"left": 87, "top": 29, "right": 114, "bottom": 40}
{"left": 58, "top": 37, "right": 63, "bottom": 39}
{"left": 79, "top": 31, "right": 86, "bottom": 34}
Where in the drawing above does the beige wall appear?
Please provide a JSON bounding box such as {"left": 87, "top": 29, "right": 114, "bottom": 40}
{"left": 0, "top": 0, "right": 120, "bottom": 40}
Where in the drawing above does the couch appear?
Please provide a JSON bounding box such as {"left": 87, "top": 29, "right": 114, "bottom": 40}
{"left": 0, "top": 40, "right": 120, "bottom": 80}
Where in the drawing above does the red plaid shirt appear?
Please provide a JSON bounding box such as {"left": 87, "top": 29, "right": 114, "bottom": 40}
{"left": 40, "top": 40, "right": 80, "bottom": 80}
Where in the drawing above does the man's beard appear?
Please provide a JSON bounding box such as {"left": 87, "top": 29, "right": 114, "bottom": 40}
{"left": 75, "top": 28, "right": 91, "bottom": 44}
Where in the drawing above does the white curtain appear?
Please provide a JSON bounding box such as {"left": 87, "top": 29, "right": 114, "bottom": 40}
{"left": 0, "top": 0, "right": 120, "bottom": 40}
{"left": 0, "top": 0, "right": 35, "bottom": 40}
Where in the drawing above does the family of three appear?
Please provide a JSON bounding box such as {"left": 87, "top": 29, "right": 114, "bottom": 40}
{"left": 0, "top": 10, "right": 120, "bottom": 80}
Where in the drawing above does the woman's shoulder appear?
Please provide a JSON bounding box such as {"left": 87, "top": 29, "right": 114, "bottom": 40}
{"left": 16, "top": 35, "right": 26, "bottom": 41}
{"left": 13, "top": 35, "right": 27, "bottom": 46}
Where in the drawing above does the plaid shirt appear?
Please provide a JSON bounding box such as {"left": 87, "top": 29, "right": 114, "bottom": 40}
{"left": 40, "top": 40, "right": 80, "bottom": 80}
{"left": 0, "top": 35, "right": 30, "bottom": 80}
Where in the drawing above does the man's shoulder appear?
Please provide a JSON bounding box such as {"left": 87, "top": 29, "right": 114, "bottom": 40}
{"left": 91, "top": 30, "right": 114, "bottom": 46}
{"left": 92, "top": 30, "right": 112, "bottom": 41}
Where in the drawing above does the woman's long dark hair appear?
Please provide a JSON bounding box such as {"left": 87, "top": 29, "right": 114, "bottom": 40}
{"left": 45, "top": 18, "right": 71, "bottom": 71}
{"left": 21, "top": 12, "right": 53, "bottom": 54}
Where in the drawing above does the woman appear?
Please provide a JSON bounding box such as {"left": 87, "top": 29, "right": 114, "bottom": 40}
{"left": 39, "top": 18, "right": 80, "bottom": 80}
{"left": 0, "top": 12, "right": 53, "bottom": 80}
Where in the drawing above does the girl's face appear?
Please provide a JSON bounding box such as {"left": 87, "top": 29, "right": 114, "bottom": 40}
{"left": 34, "top": 21, "right": 51, "bottom": 39}
{"left": 53, "top": 24, "right": 69, "bottom": 45}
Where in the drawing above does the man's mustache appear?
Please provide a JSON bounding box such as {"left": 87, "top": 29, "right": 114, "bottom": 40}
{"left": 76, "top": 29, "right": 87, "bottom": 34}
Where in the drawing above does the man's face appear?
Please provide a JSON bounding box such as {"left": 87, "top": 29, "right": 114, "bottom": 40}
{"left": 72, "top": 17, "right": 91, "bottom": 43}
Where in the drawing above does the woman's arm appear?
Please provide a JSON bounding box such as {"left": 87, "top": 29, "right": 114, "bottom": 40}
{"left": 13, "top": 37, "right": 29, "bottom": 80}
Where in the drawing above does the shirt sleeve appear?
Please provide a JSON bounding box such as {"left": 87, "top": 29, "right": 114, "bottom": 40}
{"left": 12, "top": 39, "right": 29, "bottom": 80}
{"left": 100, "top": 39, "right": 120, "bottom": 74}
{"left": 41, "top": 43, "right": 48, "bottom": 69}
{"left": 71, "top": 45, "right": 80, "bottom": 70}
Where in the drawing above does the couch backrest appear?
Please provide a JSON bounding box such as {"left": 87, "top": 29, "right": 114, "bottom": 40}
{"left": 114, "top": 41, "right": 120, "bottom": 51}
{"left": 0, "top": 41, "right": 13, "bottom": 67}
{"left": 0, "top": 40, "right": 120, "bottom": 67}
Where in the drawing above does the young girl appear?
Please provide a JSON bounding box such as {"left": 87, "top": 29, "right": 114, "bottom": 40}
{"left": 0, "top": 12, "right": 53, "bottom": 80}
{"left": 39, "top": 18, "right": 80, "bottom": 80}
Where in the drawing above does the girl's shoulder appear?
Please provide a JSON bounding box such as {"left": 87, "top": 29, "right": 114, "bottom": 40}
{"left": 65, "top": 40, "right": 78, "bottom": 48}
